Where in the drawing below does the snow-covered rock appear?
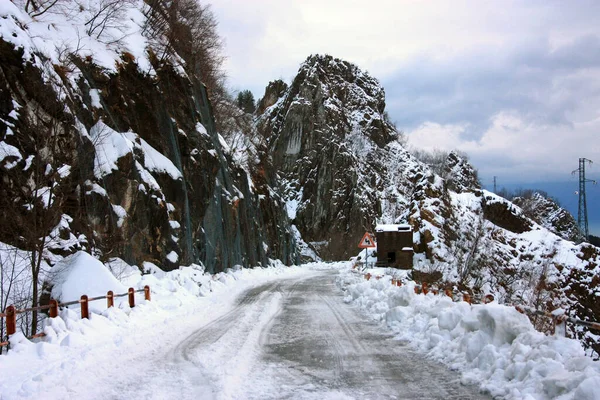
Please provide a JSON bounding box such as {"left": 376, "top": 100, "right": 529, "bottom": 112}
{"left": 50, "top": 251, "right": 127, "bottom": 313}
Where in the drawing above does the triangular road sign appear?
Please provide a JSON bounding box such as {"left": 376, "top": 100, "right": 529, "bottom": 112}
{"left": 358, "top": 232, "right": 376, "bottom": 248}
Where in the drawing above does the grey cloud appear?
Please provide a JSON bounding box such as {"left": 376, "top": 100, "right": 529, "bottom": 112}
{"left": 383, "top": 35, "right": 600, "bottom": 140}
{"left": 516, "top": 35, "right": 600, "bottom": 71}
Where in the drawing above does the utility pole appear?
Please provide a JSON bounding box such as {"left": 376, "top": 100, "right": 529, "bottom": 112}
{"left": 493, "top": 176, "right": 497, "bottom": 193}
{"left": 572, "top": 158, "right": 596, "bottom": 241}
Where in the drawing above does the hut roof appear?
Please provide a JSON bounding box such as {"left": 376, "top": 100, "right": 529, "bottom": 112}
{"left": 375, "top": 224, "right": 411, "bottom": 232}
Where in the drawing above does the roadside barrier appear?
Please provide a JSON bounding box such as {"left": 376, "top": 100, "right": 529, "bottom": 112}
{"left": 362, "top": 273, "right": 485, "bottom": 302}
{"left": 513, "top": 304, "right": 600, "bottom": 335}
{"left": 0, "top": 286, "right": 150, "bottom": 350}
{"left": 360, "top": 272, "right": 600, "bottom": 336}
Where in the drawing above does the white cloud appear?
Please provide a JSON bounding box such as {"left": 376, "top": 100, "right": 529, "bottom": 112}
{"left": 408, "top": 111, "right": 600, "bottom": 182}
{"left": 213, "top": 0, "right": 600, "bottom": 91}
{"left": 406, "top": 122, "right": 471, "bottom": 152}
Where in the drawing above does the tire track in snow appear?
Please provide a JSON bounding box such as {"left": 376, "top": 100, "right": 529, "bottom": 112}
{"left": 170, "top": 281, "right": 278, "bottom": 364}
{"left": 250, "top": 272, "right": 491, "bottom": 400}
{"left": 319, "top": 292, "right": 367, "bottom": 354}
{"left": 169, "top": 279, "right": 305, "bottom": 399}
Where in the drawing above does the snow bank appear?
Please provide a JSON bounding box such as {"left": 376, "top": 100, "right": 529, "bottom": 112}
{"left": 50, "top": 252, "right": 127, "bottom": 313}
{"left": 338, "top": 266, "right": 600, "bottom": 400}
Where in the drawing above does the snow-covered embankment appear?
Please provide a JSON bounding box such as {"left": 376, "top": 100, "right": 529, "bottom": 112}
{"left": 337, "top": 266, "right": 600, "bottom": 400}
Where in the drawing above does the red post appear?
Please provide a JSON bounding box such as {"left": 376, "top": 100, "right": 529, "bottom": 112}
{"left": 128, "top": 288, "right": 135, "bottom": 308}
{"left": 6, "top": 305, "right": 16, "bottom": 336}
{"left": 515, "top": 305, "right": 525, "bottom": 314}
{"left": 80, "top": 295, "right": 89, "bottom": 319}
{"left": 144, "top": 286, "right": 151, "bottom": 301}
{"left": 463, "top": 293, "right": 472, "bottom": 305}
{"left": 391, "top": 279, "right": 396, "bottom": 286}
{"left": 107, "top": 291, "right": 114, "bottom": 308}
{"left": 396, "top": 280, "right": 402, "bottom": 287}
{"left": 554, "top": 315, "right": 567, "bottom": 337}
{"left": 422, "top": 282, "right": 429, "bottom": 295}
{"left": 49, "top": 300, "right": 58, "bottom": 318}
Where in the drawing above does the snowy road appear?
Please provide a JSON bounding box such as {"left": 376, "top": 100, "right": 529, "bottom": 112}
{"left": 95, "top": 271, "right": 488, "bottom": 399}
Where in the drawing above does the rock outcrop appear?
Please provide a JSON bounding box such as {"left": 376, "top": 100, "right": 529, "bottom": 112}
{"left": 512, "top": 192, "right": 580, "bottom": 242}
{"left": 443, "top": 151, "right": 481, "bottom": 193}
{"left": 257, "top": 54, "right": 400, "bottom": 259}
{"left": 0, "top": 24, "right": 297, "bottom": 272}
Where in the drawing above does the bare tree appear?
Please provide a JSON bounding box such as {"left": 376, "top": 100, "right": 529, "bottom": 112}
{"left": 23, "top": 0, "right": 71, "bottom": 17}
{"left": 0, "top": 89, "right": 72, "bottom": 336}
{"left": 143, "top": 0, "right": 230, "bottom": 131}
{"left": 0, "top": 245, "right": 29, "bottom": 352}
{"left": 17, "top": 101, "right": 68, "bottom": 335}
{"left": 143, "top": 0, "right": 225, "bottom": 85}
{"left": 82, "top": 0, "right": 136, "bottom": 44}
{"left": 449, "top": 212, "right": 488, "bottom": 286}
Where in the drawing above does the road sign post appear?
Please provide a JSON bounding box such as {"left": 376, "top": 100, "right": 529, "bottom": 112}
{"left": 358, "top": 232, "right": 376, "bottom": 270}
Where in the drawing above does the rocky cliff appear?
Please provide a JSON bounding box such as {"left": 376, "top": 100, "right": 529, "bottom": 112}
{"left": 257, "top": 54, "right": 402, "bottom": 260}
{"left": 0, "top": 3, "right": 297, "bottom": 273}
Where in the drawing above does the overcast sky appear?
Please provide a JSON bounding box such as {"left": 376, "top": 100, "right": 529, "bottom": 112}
{"left": 211, "top": 0, "right": 600, "bottom": 187}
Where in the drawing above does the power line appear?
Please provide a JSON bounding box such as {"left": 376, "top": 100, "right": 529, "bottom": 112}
{"left": 572, "top": 158, "right": 597, "bottom": 241}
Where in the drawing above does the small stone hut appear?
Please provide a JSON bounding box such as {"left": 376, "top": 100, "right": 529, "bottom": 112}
{"left": 375, "top": 224, "right": 413, "bottom": 269}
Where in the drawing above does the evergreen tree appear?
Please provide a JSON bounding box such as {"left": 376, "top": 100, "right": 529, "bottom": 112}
{"left": 236, "top": 90, "right": 256, "bottom": 114}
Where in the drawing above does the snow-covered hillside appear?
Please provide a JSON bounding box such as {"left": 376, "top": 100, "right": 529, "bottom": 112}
{"left": 512, "top": 191, "right": 580, "bottom": 242}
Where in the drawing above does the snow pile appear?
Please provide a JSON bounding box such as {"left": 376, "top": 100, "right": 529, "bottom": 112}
{"left": 50, "top": 252, "right": 127, "bottom": 314}
{"left": 338, "top": 266, "right": 600, "bottom": 400}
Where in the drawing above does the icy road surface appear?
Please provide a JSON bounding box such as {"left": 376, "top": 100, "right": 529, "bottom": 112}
{"left": 98, "top": 272, "right": 488, "bottom": 399}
